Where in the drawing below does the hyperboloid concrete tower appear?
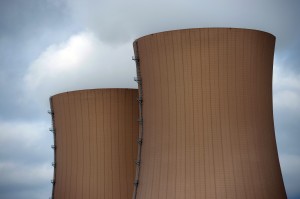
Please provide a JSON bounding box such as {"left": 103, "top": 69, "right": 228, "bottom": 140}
{"left": 132, "top": 28, "right": 286, "bottom": 199}
{"left": 49, "top": 89, "right": 138, "bottom": 199}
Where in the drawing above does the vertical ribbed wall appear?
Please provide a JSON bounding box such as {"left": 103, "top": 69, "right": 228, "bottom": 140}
{"left": 134, "top": 28, "right": 286, "bottom": 199}
{"left": 50, "top": 89, "right": 138, "bottom": 199}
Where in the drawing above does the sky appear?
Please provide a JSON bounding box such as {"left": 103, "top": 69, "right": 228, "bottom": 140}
{"left": 0, "top": 0, "right": 299, "bottom": 198}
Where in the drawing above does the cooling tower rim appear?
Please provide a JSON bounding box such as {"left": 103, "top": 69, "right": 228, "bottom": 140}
{"left": 133, "top": 27, "right": 276, "bottom": 43}
{"left": 50, "top": 88, "right": 138, "bottom": 99}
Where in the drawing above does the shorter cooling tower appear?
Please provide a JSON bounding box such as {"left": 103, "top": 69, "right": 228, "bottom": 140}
{"left": 49, "top": 89, "right": 139, "bottom": 199}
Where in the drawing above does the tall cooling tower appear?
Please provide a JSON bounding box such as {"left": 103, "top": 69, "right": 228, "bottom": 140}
{"left": 132, "top": 28, "right": 286, "bottom": 199}
{"left": 49, "top": 89, "right": 139, "bottom": 199}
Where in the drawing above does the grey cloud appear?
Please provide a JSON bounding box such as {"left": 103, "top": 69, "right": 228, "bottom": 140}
{"left": 275, "top": 108, "right": 300, "bottom": 155}
{"left": 0, "top": 131, "right": 53, "bottom": 164}
{"left": 0, "top": 120, "right": 53, "bottom": 199}
{"left": 275, "top": 42, "right": 300, "bottom": 73}
{"left": 273, "top": 57, "right": 300, "bottom": 156}
{"left": 0, "top": 163, "right": 52, "bottom": 199}
{"left": 279, "top": 154, "right": 300, "bottom": 198}
{"left": 0, "top": 120, "right": 53, "bottom": 164}
{"left": 274, "top": 96, "right": 300, "bottom": 156}
{"left": 0, "top": 183, "right": 50, "bottom": 199}
{"left": 272, "top": 60, "right": 300, "bottom": 197}
{"left": 64, "top": 0, "right": 300, "bottom": 48}
{"left": 0, "top": 0, "right": 80, "bottom": 121}
{"left": 0, "top": 0, "right": 74, "bottom": 36}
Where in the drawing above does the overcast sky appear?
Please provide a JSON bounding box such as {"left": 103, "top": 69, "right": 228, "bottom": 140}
{"left": 0, "top": 0, "right": 299, "bottom": 198}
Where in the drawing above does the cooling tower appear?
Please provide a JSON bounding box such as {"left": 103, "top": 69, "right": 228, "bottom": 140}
{"left": 49, "top": 89, "right": 139, "bottom": 199}
{"left": 132, "top": 28, "right": 287, "bottom": 199}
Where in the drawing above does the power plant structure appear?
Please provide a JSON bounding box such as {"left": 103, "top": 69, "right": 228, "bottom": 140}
{"left": 49, "top": 28, "right": 287, "bottom": 199}
{"left": 132, "top": 28, "right": 286, "bottom": 199}
{"left": 49, "top": 89, "right": 139, "bottom": 199}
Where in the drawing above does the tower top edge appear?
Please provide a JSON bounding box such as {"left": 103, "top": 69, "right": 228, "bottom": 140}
{"left": 133, "top": 27, "right": 275, "bottom": 44}
{"left": 50, "top": 88, "right": 138, "bottom": 99}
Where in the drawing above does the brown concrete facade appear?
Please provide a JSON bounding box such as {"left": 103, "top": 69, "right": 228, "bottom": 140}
{"left": 50, "top": 89, "right": 139, "bottom": 199}
{"left": 133, "top": 28, "right": 287, "bottom": 199}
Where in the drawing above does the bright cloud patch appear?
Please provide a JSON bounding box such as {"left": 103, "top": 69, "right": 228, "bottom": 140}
{"left": 273, "top": 65, "right": 300, "bottom": 110}
{"left": 24, "top": 33, "right": 94, "bottom": 91}
{"left": 23, "top": 31, "right": 137, "bottom": 110}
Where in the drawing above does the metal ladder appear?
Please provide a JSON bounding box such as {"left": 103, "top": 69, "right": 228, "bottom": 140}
{"left": 132, "top": 41, "right": 144, "bottom": 199}
{"left": 48, "top": 98, "right": 56, "bottom": 199}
